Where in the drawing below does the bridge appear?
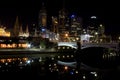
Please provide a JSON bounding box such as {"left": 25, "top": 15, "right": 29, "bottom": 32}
{"left": 57, "top": 42, "right": 120, "bottom": 51}
{"left": 57, "top": 42, "right": 77, "bottom": 49}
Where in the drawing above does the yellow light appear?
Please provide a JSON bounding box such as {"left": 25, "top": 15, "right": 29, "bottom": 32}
{"left": 100, "top": 24, "right": 102, "bottom": 27}
{"left": 65, "top": 34, "right": 68, "bottom": 37}
{"left": 64, "top": 66, "right": 68, "bottom": 70}
{"left": 55, "top": 21, "right": 58, "bottom": 24}
{"left": 119, "top": 36, "right": 120, "bottom": 40}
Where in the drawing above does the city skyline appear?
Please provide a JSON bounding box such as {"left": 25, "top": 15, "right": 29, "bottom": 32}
{"left": 0, "top": 0, "right": 119, "bottom": 36}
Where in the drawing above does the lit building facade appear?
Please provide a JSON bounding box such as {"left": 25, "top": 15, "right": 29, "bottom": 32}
{"left": 38, "top": 3, "right": 47, "bottom": 38}
{"left": 58, "top": 8, "right": 69, "bottom": 41}
{"left": 52, "top": 16, "right": 58, "bottom": 33}
{"left": 87, "top": 16, "right": 99, "bottom": 35}
{"left": 19, "top": 25, "right": 29, "bottom": 37}
{"left": 69, "top": 14, "right": 82, "bottom": 42}
{"left": 0, "top": 37, "right": 30, "bottom": 49}
{"left": 0, "top": 27, "right": 10, "bottom": 37}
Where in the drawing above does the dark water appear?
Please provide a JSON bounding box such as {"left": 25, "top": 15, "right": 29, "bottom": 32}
{"left": 0, "top": 47, "right": 120, "bottom": 80}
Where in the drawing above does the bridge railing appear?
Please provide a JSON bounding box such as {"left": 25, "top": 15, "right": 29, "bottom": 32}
{"left": 57, "top": 42, "right": 120, "bottom": 51}
{"left": 81, "top": 42, "right": 119, "bottom": 51}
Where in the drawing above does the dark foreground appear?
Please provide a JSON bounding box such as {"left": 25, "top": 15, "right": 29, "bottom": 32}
{"left": 0, "top": 57, "right": 120, "bottom": 80}
{"left": 0, "top": 47, "right": 120, "bottom": 80}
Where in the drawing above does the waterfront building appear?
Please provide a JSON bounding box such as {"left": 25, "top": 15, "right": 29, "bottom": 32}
{"left": 0, "top": 27, "right": 10, "bottom": 37}
{"left": 19, "top": 25, "right": 29, "bottom": 37}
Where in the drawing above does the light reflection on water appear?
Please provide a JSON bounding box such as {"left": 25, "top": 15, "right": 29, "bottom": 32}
{"left": 0, "top": 48, "right": 120, "bottom": 80}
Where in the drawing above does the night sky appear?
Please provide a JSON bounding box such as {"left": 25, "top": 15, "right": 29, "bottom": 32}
{"left": 0, "top": 0, "right": 120, "bottom": 36}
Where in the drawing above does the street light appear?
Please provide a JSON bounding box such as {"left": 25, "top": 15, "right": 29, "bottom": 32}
{"left": 65, "top": 33, "right": 68, "bottom": 37}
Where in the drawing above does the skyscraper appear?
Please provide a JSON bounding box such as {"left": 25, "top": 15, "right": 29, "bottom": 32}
{"left": 52, "top": 16, "right": 58, "bottom": 33}
{"left": 58, "top": 6, "right": 69, "bottom": 42}
{"left": 58, "top": 8, "right": 68, "bottom": 33}
{"left": 87, "top": 16, "right": 99, "bottom": 35}
{"left": 70, "top": 14, "right": 82, "bottom": 37}
{"left": 38, "top": 3, "right": 47, "bottom": 32}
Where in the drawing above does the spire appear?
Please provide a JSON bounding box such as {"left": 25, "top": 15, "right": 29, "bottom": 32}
{"left": 19, "top": 25, "right": 23, "bottom": 37}
{"left": 25, "top": 24, "right": 29, "bottom": 37}
{"left": 26, "top": 24, "right": 29, "bottom": 33}
{"left": 19, "top": 25, "right": 23, "bottom": 34}
{"left": 13, "top": 16, "right": 20, "bottom": 37}
{"left": 34, "top": 29, "right": 37, "bottom": 37}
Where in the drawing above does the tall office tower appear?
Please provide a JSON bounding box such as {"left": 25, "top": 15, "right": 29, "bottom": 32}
{"left": 87, "top": 16, "right": 99, "bottom": 35}
{"left": 38, "top": 3, "right": 47, "bottom": 33}
{"left": 65, "top": 17, "right": 70, "bottom": 32}
{"left": 98, "top": 24, "right": 107, "bottom": 42}
{"left": 58, "top": 7, "right": 68, "bottom": 41}
{"left": 30, "top": 23, "right": 37, "bottom": 37}
{"left": 13, "top": 16, "right": 20, "bottom": 37}
{"left": 98, "top": 24, "right": 105, "bottom": 35}
{"left": 77, "top": 17, "right": 83, "bottom": 36}
{"left": 52, "top": 16, "right": 58, "bottom": 33}
{"left": 70, "top": 15, "right": 82, "bottom": 36}
{"left": 70, "top": 14, "right": 82, "bottom": 41}
{"left": 58, "top": 8, "right": 67, "bottom": 33}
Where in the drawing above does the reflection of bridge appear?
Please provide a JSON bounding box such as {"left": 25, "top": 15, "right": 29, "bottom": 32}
{"left": 57, "top": 42, "right": 120, "bottom": 71}
{"left": 58, "top": 42, "right": 119, "bottom": 50}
